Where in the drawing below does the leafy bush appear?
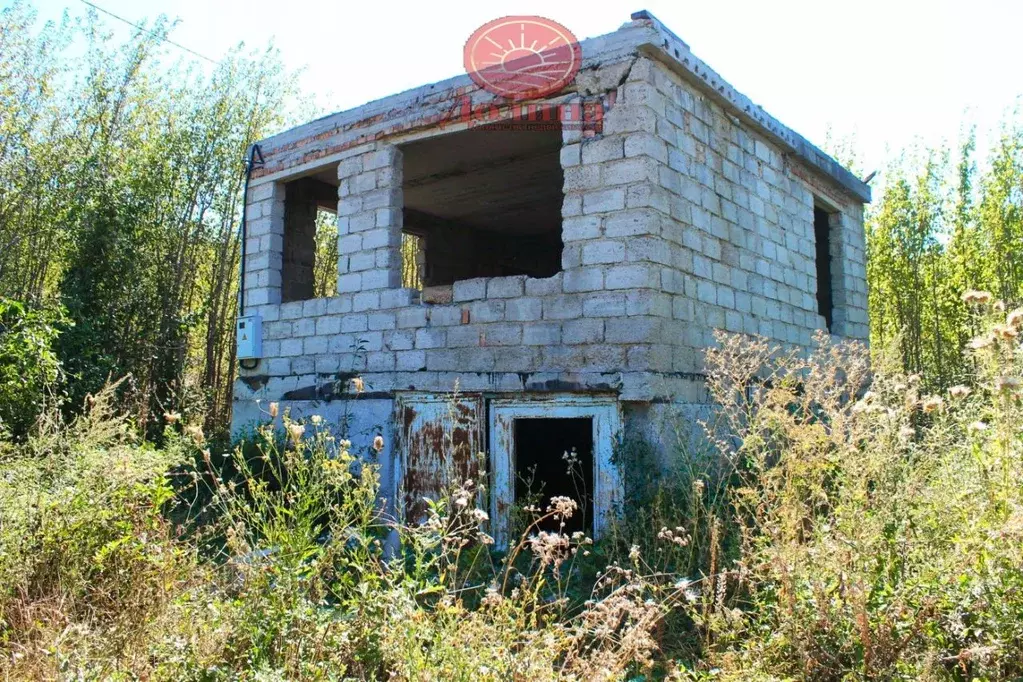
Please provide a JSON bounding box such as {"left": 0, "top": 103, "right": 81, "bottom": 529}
{"left": 1, "top": 397, "right": 686, "bottom": 679}
{"left": 0, "top": 380, "right": 194, "bottom": 674}
{"left": 0, "top": 298, "right": 67, "bottom": 439}
{"left": 3, "top": 298, "right": 1023, "bottom": 680}
{"left": 678, "top": 298, "right": 1023, "bottom": 680}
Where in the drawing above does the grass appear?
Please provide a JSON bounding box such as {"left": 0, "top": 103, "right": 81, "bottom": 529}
{"left": 2, "top": 296, "right": 1023, "bottom": 680}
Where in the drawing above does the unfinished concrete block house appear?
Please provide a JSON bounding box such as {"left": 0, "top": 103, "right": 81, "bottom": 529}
{"left": 234, "top": 11, "right": 870, "bottom": 543}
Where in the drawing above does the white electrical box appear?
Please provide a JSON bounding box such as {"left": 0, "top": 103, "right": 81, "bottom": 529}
{"left": 236, "top": 315, "right": 262, "bottom": 359}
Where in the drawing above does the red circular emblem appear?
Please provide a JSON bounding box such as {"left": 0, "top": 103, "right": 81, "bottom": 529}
{"left": 463, "top": 16, "right": 582, "bottom": 100}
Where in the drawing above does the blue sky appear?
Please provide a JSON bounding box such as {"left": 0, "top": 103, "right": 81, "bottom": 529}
{"left": 23, "top": 0, "right": 1023, "bottom": 178}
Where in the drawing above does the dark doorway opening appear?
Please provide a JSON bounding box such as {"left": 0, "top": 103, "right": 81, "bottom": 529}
{"left": 514, "top": 417, "right": 594, "bottom": 534}
{"left": 813, "top": 206, "right": 834, "bottom": 331}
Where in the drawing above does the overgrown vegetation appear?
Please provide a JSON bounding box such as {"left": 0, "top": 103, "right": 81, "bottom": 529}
{"left": 3, "top": 299, "right": 1022, "bottom": 679}
{"left": 866, "top": 118, "right": 1023, "bottom": 389}
{"left": 0, "top": 298, "right": 66, "bottom": 438}
{"left": 0, "top": 1, "right": 298, "bottom": 438}
{"left": 1, "top": 0, "right": 1022, "bottom": 438}
{"left": 2, "top": 1, "right": 1023, "bottom": 677}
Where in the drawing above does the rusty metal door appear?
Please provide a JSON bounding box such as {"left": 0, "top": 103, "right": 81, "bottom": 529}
{"left": 395, "top": 393, "right": 485, "bottom": 524}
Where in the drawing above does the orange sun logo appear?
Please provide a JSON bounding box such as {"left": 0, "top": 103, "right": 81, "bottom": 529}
{"left": 463, "top": 16, "right": 582, "bottom": 100}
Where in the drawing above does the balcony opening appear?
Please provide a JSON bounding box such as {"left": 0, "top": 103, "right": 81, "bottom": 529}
{"left": 400, "top": 123, "right": 564, "bottom": 287}
{"left": 514, "top": 417, "right": 594, "bottom": 535}
{"left": 814, "top": 205, "right": 834, "bottom": 331}
{"left": 281, "top": 171, "right": 338, "bottom": 302}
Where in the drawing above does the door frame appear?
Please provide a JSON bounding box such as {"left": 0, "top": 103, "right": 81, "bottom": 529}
{"left": 488, "top": 395, "right": 622, "bottom": 548}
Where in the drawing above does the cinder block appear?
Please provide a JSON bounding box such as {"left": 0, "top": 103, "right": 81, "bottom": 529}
{"left": 606, "top": 316, "right": 662, "bottom": 343}
{"left": 368, "top": 312, "right": 396, "bottom": 330}
{"left": 505, "top": 298, "right": 543, "bottom": 321}
{"left": 353, "top": 291, "right": 380, "bottom": 312}
{"left": 281, "top": 338, "right": 303, "bottom": 356}
{"left": 292, "top": 356, "right": 315, "bottom": 375}
{"left": 396, "top": 350, "right": 426, "bottom": 371}
{"left": 560, "top": 143, "right": 581, "bottom": 167}
{"left": 604, "top": 209, "right": 659, "bottom": 237}
{"left": 562, "top": 216, "right": 601, "bottom": 241}
{"left": 446, "top": 325, "right": 483, "bottom": 348}
{"left": 563, "top": 319, "right": 604, "bottom": 344}
{"left": 582, "top": 240, "right": 625, "bottom": 265}
{"left": 294, "top": 318, "right": 316, "bottom": 337}
{"left": 349, "top": 251, "right": 376, "bottom": 272}
{"left": 341, "top": 314, "right": 368, "bottom": 333}
{"left": 626, "top": 290, "right": 672, "bottom": 317}
{"left": 304, "top": 336, "right": 329, "bottom": 355}
{"left": 381, "top": 288, "right": 416, "bottom": 309}
{"left": 624, "top": 132, "right": 668, "bottom": 163}
{"left": 316, "top": 317, "right": 341, "bottom": 335}
{"left": 415, "top": 328, "right": 446, "bottom": 349}
{"left": 397, "top": 307, "right": 428, "bottom": 328}
{"left": 267, "top": 358, "right": 291, "bottom": 375}
{"left": 315, "top": 356, "right": 340, "bottom": 374}
{"left": 583, "top": 188, "right": 626, "bottom": 214}
{"left": 492, "top": 347, "right": 541, "bottom": 373}
{"left": 605, "top": 264, "right": 660, "bottom": 290}
{"left": 583, "top": 292, "right": 626, "bottom": 317}
{"left": 564, "top": 165, "right": 602, "bottom": 192}
{"left": 543, "top": 295, "right": 584, "bottom": 320}
{"left": 522, "top": 322, "right": 561, "bottom": 346}
{"left": 480, "top": 323, "right": 522, "bottom": 346}
{"left": 360, "top": 269, "right": 396, "bottom": 290}
{"left": 361, "top": 228, "right": 398, "bottom": 250}
{"left": 366, "top": 352, "right": 395, "bottom": 372}
{"left": 468, "top": 300, "right": 504, "bottom": 323}
{"left": 563, "top": 268, "right": 604, "bottom": 292}
{"left": 581, "top": 137, "right": 624, "bottom": 164}
{"left": 337, "top": 273, "right": 362, "bottom": 293}
{"left": 602, "top": 157, "right": 658, "bottom": 186}
{"left": 427, "top": 306, "right": 462, "bottom": 326}
{"left": 487, "top": 276, "right": 525, "bottom": 299}
{"left": 524, "top": 274, "right": 563, "bottom": 296}
{"left": 453, "top": 278, "right": 487, "bottom": 302}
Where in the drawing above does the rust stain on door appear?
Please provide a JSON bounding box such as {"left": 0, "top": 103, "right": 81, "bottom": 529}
{"left": 396, "top": 394, "right": 485, "bottom": 523}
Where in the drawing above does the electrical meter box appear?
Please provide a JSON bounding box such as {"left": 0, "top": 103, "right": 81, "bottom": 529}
{"left": 236, "top": 315, "right": 262, "bottom": 359}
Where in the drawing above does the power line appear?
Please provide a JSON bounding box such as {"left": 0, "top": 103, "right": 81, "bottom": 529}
{"left": 79, "top": 0, "right": 217, "bottom": 64}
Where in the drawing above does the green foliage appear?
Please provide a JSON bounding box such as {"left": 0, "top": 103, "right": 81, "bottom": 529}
{"left": 0, "top": 0, "right": 299, "bottom": 436}
{"left": 1, "top": 393, "right": 687, "bottom": 679}
{"left": 5, "top": 313, "right": 1023, "bottom": 679}
{"left": 0, "top": 297, "right": 67, "bottom": 438}
{"left": 867, "top": 112, "right": 1023, "bottom": 388}
{"left": 313, "top": 211, "right": 340, "bottom": 299}
{"left": 676, "top": 315, "right": 1023, "bottom": 680}
{"left": 0, "top": 381, "right": 193, "bottom": 670}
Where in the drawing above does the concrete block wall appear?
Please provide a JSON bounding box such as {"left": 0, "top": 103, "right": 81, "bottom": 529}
{"left": 239, "top": 67, "right": 869, "bottom": 414}
{"left": 624, "top": 55, "right": 870, "bottom": 352}
{"left": 337, "top": 145, "right": 404, "bottom": 293}
{"left": 242, "top": 181, "right": 285, "bottom": 307}
{"left": 238, "top": 24, "right": 871, "bottom": 423}
{"left": 237, "top": 86, "right": 715, "bottom": 407}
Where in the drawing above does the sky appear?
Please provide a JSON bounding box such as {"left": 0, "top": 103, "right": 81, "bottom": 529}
{"left": 22, "top": 0, "right": 1023, "bottom": 180}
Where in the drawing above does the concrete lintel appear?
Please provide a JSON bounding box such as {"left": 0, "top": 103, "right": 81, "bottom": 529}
{"left": 254, "top": 22, "right": 652, "bottom": 157}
